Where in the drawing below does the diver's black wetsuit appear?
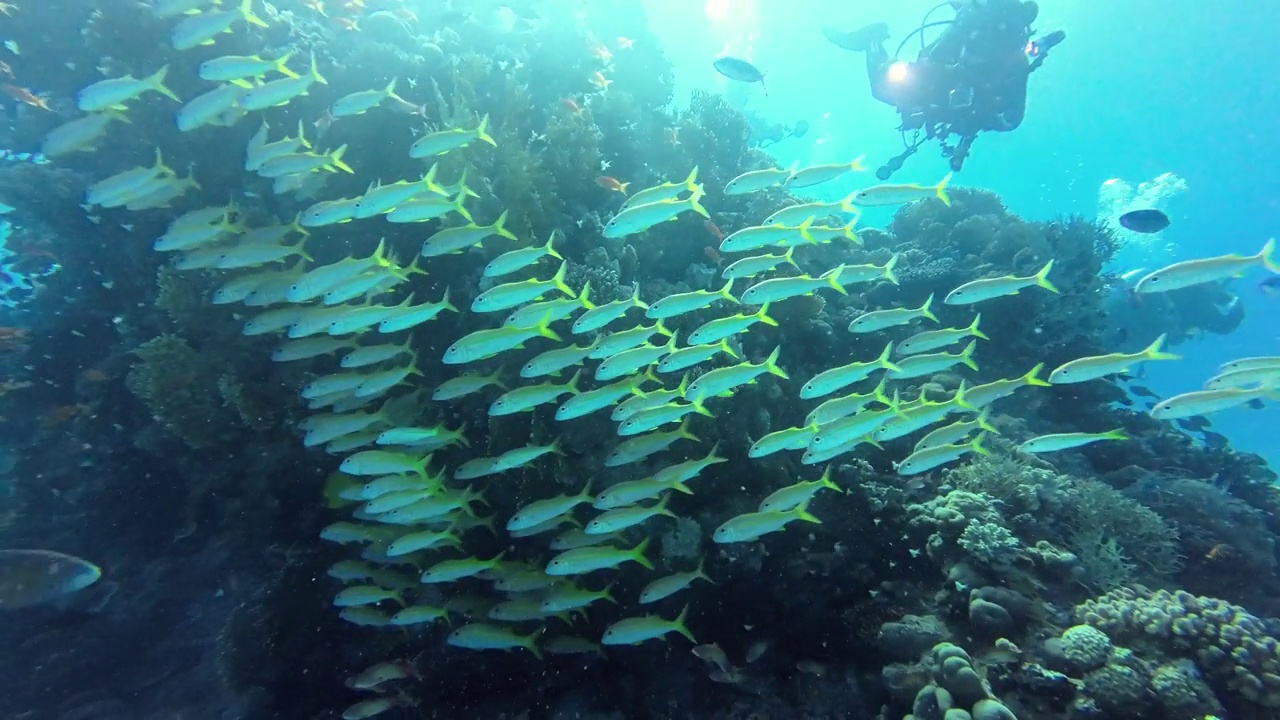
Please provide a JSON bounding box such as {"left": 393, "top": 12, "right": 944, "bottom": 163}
{"left": 847, "top": 0, "right": 1062, "bottom": 175}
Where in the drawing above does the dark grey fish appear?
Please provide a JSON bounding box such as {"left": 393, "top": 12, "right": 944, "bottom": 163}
{"left": 1129, "top": 384, "right": 1159, "bottom": 399}
{"left": 0, "top": 549, "right": 101, "bottom": 610}
{"left": 1118, "top": 209, "right": 1170, "bottom": 234}
{"left": 1200, "top": 430, "right": 1229, "bottom": 449}
{"left": 1175, "top": 417, "right": 1210, "bottom": 432}
{"left": 713, "top": 57, "right": 767, "bottom": 94}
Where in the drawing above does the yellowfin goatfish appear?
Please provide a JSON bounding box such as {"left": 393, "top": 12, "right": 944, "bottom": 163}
{"left": 588, "top": 322, "right": 671, "bottom": 360}
{"left": 617, "top": 397, "right": 712, "bottom": 435}
{"left": 504, "top": 287, "right": 593, "bottom": 328}
{"left": 638, "top": 560, "right": 714, "bottom": 604}
{"left": 1219, "top": 356, "right": 1280, "bottom": 374}
{"left": 176, "top": 82, "right": 246, "bottom": 131}
{"left": 420, "top": 210, "right": 519, "bottom": 257}
{"left": 1204, "top": 365, "right": 1280, "bottom": 391}
{"left": 718, "top": 219, "right": 814, "bottom": 253}
{"left": 683, "top": 347, "right": 789, "bottom": 403}
{"left": 41, "top": 112, "right": 129, "bottom": 156}
{"left": 1150, "top": 385, "right": 1279, "bottom": 420}
{"left": 798, "top": 343, "right": 897, "bottom": 399}
{"left": 447, "top": 624, "right": 542, "bottom": 659}
{"left": 748, "top": 424, "right": 819, "bottom": 458}
{"left": 384, "top": 192, "right": 472, "bottom": 223}
{"left": 245, "top": 120, "right": 312, "bottom": 171}
{"left": 240, "top": 52, "right": 326, "bottom": 111}
{"left": 521, "top": 340, "right": 598, "bottom": 378}
{"left": 1049, "top": 334, "right": 1180, "bottom": 384}
{"left": 199, "top": 53, "right": 298, "bottom": 87}
{"left": 572, "top": 284, "right": 647, "bottom": 334}
{"left": 85, "top": 148, "right": 173, "bottom": 206}
{"left": 77, "top": 65, "right": 180, "bottom": 111}
{"left": 805, "top": 378, "right": 892, "bottom": 426}
{"left": 432, "top": 370, "right": 506, "bottom": 401}
{"left": 764, "top": 195, "right": 859, "bottom": 225}
{"left": 409, "top": 114, "right": 496, "bottom": 158}
{"left": 585, "top": 495, "right": 678, "bottom": 534}
{"left": 914, "top": 409, "right": 998, "bottom": 451}
{"left": 652, "top": 443, "right": 727, "bottom": 485}
{"left": 944, "top": 260, "right": 1057, "bottom": 305}
{"left": 646, "top": 280, "right": 737, "bottom": 319}
{"left": 657, "top": 339, "right": 738, "bottom": 373}
{"left": 594, "top": 476, "right": 693, "bottom": 511}
{"left": 686, "top": 304, "right": 778, "bottom": 345}
{"left": 352, "top": 168, "right": 445, "bottom": 218}
{"left": 331, "top": 78, "right": 404, "bottom": 117}
{"left": 443, "top": 318, "right": 560, "bottom": 365}
{"left": 1019, "top": 429, "right": 1126, "bottom": 454}
{"left": 171, "top": 0, "right": 269, "bottom": 51}
{"left": 602, "top": 606, "right": 697, "bottom": 645}
{"left": 897, "top": 314, "right": 988, "bottom": 356}
{"left": 420, "top": 552, "right": 505, "bottom": 584}
{"left": 602, "top": 188, "right": 709, "bottom": 239}
{"left": 378, "top": 290, "right": 459, "bottom": 333}
{"left": 1134, "top": 239, "right": 1279, "bottom": 294}
{"left": 739, "top": 266, "right": 846, "bottom": 305}
{"left": 712, "top": 505, "right": 820, "bottom": 543}
{"left": 539, "top": 583, "right": 617, "bottom": 613}
{"left": 758, "top": 467, "right": 842, "bottom": 512}
{"left": 964, "top": 364, "right": 1051, "bottom": 410}
{"left": 489, "top": 371, "right": 580, "bottom": 416}
{"left": 887, "top": 340, "right": 979, "bottom": 380}
{"left": 556, "top": 373, "right": 652, "bottom": 421}
{"left": 851, "top": 173, "right": 952, "bottom": 207}
{"left": 848, "top": 294, "right": 938, "bottom": 333}
{"left": 483, "top": 232, "right": 563, "bottom": 278}
{"left": 604, "top": 419, "right": 700, "bottom": 467}
{"left": 723, "top": 165, "right": 794, "bottom": 195}
{"left": 339, "top": 450, "right": 429, "bottom": 478}
{"left": 545, "top": 537, "right": 654, "bottom": 575}
{"left": 596, "top": 338, "right": 676, "bottom": 382}
{"left": 836, "top": 255, "right": 899, "bottom": 286}
{"left": 471, "top": 262, "right": 573, "bottom": 313}
{"left": 783, "top": 157, "right": 866, "bottom": 189}
{"left": 721, "top": 248, "right": 798, "bottom": 280}
{"left": 894, "top": 433, "right": 988, "bottom": 475}
{"left": 620, "top": 166, "right": 699, "bottom": 209}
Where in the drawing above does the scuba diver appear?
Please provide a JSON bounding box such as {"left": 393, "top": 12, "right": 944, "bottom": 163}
{"left": 827, "top": 0, "right": 1065, "bottom": 178}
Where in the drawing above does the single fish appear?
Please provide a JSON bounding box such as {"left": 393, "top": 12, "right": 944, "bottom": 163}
{"left": 851, "top": 173, "right": 952, "bottom": 207}
{"left": 1049, "top": 334, "right": 1180, "bottom": 384}
{"left": 0, "top": 550, "right": 101, "bottom": 609}
{"left": 784, "top": 158, "right": 866, "bottom": 190}
{"left": 712, "top": 504, "right": 820, "bottom": 543}
{"left": 758, "top": 467, "right": 842, "bottom": 512}
{"left": 1150, "top": 385, "right": 1279, "bottom": 420}
{"left": 447, "top": 623, "right": 542, "bottom": 659}
{"left": 1118, "top": 208, "right": 1170, "bottom": 234}
{"left": 602, "top": 605, "right": 697, "bottom": 645}
{"left": 1018, "top": 429, "right": 1127, "bottom": 454}
{"left": 1135, "top": 239, "right": 1279, "bottom": 294}
{"left": 713, "top": 56, "right": 767, "bottom": 93}
{"left": 944, "top": 260, "right": 1058, "bottom": 305}
{"left": 894, "top": 433, "right": 988, "bottom": 475}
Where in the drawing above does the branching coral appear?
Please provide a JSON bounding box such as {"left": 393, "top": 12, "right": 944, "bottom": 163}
{"left": 125, "top": 335, "right": 244, "bottom": 449}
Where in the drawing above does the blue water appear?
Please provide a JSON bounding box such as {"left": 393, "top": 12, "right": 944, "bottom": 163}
{"left": 647, "top": 0, "right": 1280, "bottom": 469}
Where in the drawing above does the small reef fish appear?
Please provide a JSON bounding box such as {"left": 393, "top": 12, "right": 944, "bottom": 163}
{"left": 757, "top": 468, "right": 842, "bottom": 512}
{"left": 0, "top": 549, "right": 102, "bottom": 609}
{"left": 409, "top": 114, "right": 496, "bottom": 158}
{"left": 944, "top": 260, "right": 1058, "bottom": 305}
{"left": 1134, "top": 239, "right": 1278, "bottom": 294}
{"left": 851, "top": 173, "right": 952, "bottom": 207}
{"left": 77, "top": 65, "right": 180, "bottom": 111}
{"left": 784, "top": 158, "right": 866, "bottom": 190}
{"left": 848, "top": 294, "right": 938, "bottom": 333}
{"left": 602, "top": 605, "right": 697, "bottom": 645}
{"left": 1150, "top": 385, "right": 1279, "bottom": 420}
{"left": 897, "top": 315, "right": 988, "bottom": 355}
{"left": 603, "top": 188, "right": 710, "bottom": 239}
{"left": 721, "top": 248, "right": 798, "bottom": 280}
{"left": 894, "top": 433, "right": 988, "bottom": 475}
{"left": 799, "top": 343, "right": 897, "bottom": 400}
{"left": 447, "top": 624, "right": 542, "bottom": 659}
{"left": 712, "top": 505, "right": 819, "bottom": 543}
{"left": 1018, "top": 429, "right": 1127, "bottom": 454}
{"left": 1049, "top": 335, "right": 1180, "bottom": 384}
{"left": 171, "top": 0, "right": 269, "bottom": 51}
{"left": 596, "top": 176, "right": 629, "bottom": 194}
{"left": 546, "top": 538, "right": 654, "bottom": 575}
{"left": 713, "top": 56, "right": 766, "bottom": 93}
{"left": 1118, "top": 208, "right": 1170, "bottom": 234}
{"left": 683, "top": 347, "right": 788, "bottom": 403}
{"left": 638, "top": 559, "right": 713, "bottom": 604}
{"left": 622, "top": 167, "right": 699, "bottom": 209}
{"left": 724, "top": 166, "right": 794, "bottom": 195}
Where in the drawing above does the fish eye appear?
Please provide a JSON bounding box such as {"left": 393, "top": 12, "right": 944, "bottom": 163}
{"left": 813, "top": 437, "right": 823, "bottom": 445}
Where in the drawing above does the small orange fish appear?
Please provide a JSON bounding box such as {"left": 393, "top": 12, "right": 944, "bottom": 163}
{"left": 703, "top": 219, "right": 724, "bottom": 241}
{"left": 703, "top": 246, "right": 723, "bottom": 267}
{"left": 590, "top": 44, "right": 613, "bottom": 63}
{"left": 588, "top": 71, "right": 612, "bottom": 91}
{"left": 2, "top": 84, "right": 50, "bottom": 111}
{"left": 1206, "top": 543, "right": 1232, "bottom": 561}
{"left": 596, "top": 176, "right": 629, "bottom": 194}
{"left": 40, "top": 404, "right": 88, "bottom": 429}
{"left": 562, "top": 98, "right": 582, "bottom": 115}
{"left": 616, "top": 36, "right": 635, "bottom": 50}
{"left": 665, "top": 127, "right": 680, "bottom": 145}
